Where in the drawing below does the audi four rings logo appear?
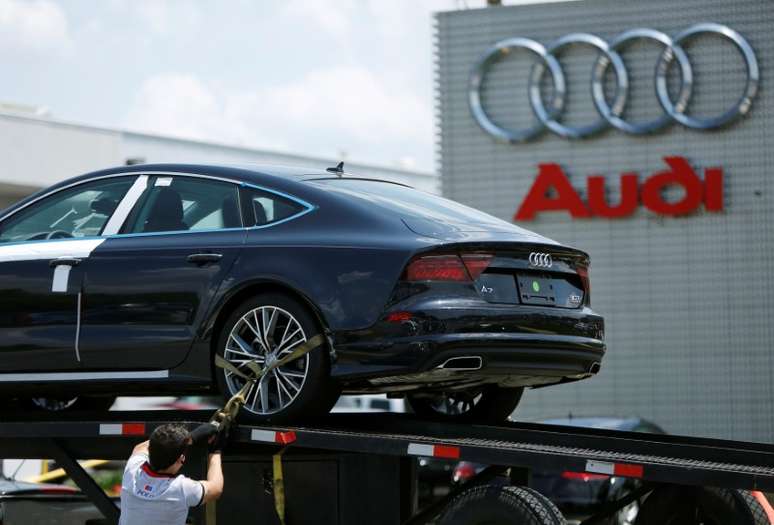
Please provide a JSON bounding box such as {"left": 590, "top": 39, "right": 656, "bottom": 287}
{"left": 529, "top": 252, "right": 553, "bottom": 268}
{"left": 468, "top": 23, "right": 759, "bottom": 143}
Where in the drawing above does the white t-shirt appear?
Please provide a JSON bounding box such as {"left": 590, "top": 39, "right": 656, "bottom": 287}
{"left": 119, "top": 453, "right": 204, "bottom": 525}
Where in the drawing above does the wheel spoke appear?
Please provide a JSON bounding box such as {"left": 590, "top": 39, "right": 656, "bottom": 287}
{"left": 278, "top": 368, "right": 305, "bottom": 379}
{"left": 228, "top": 357, "right": 265, "bottom": 366}
{"left": 275, "top": 370, "right": 293, "bottom": 399}
{"left": 279, "top": 321, "right": 292, "bottom": 349}
{"left": 276, "top": 336, "right": 305, "bottom": 356}
{"left": 241, "top": 314, "right": 262, "bottom": 341}
{"left": 259, "top": 378, "right": 270, "bottom": 412}
{"left": 225, "top": 347, "right": 255, "bottom": 360}
{"left": 229, "top": 334, "right": 254, "bottom": 356}
{"left": 263, "top": 308, "right": 279, "bottom": 348}
{"left": 253, "top": 310, "right": 270, "bottom": 353}
{"left": 243, "top": 382, "right": 258, "bottom": 411}
{"left": 278, "top": 326, "right": 302, "bottom": 350}
{"left": 276, "top": 370, "right": 301, "bottom": 393}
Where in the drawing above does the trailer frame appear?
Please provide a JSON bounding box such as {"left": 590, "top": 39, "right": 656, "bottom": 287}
{"left": 1, "top": 410, "right": 773, "bottom": 524}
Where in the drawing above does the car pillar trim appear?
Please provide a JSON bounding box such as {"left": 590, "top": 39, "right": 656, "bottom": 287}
{"left": 0, "top": 370, "right": 170, "bottom": 382}
{"left": 101, "top": 175, "right": 149, "bottom": 235}
{"left": 75, "top": 291, "right": 83, "bottom": 362}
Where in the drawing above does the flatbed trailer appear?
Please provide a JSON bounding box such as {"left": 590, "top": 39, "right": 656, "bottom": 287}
{"left": 1, "top": 410, "right": 773, "bottom": 524}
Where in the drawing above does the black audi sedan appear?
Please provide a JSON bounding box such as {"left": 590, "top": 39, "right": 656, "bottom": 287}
{"left": 0, "top": 163, "right": 604, "bottom": 422}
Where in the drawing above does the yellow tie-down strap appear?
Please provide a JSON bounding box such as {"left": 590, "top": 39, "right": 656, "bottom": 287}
{"left": 211, "top": 334, "right": 324, "bottom": 429}
{"left": 211, "top": 334, "right": 325, "bottom": 523}
{"left": 273, "top": 447, "right": 288, "bottom": 525}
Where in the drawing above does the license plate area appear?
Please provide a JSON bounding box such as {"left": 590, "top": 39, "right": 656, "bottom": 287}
{"left": 516, "top": 273, "right": 557, "bottom": 306}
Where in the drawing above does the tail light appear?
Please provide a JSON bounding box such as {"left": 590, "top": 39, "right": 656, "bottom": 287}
{"left": 405, "top": 254, "right": 493, "bottom": 282}
{"left": 576, "top": 264, "right": 590, "bottom": 301}
{"left": 461, "top": 254, "right": 493, "bottom": 280}
{"left": 561, "top": 471, "right": 609, "bottom": 482}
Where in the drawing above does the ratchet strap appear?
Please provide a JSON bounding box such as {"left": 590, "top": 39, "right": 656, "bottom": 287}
{"left": 273, "top": 447, "right": 288, "bottom": 525}
{"left": 211, "top": 335, "right": 324, "bottom": 525}
{"left": 211, "top": 334, "right": 325, "bottom": 430}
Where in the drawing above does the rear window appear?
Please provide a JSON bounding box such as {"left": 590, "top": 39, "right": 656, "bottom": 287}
{"left": 310, "top": 179, "right": 517, "bottom": 228}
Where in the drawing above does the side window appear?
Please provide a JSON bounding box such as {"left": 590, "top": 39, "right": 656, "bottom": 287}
{"left": 127, "top": 176, "right": 241, "bottom": 234}
{"left": 0, "top": 177, "right": 135, "bottom": 243}
{"left": 244, "top": 188, "right": 306, "bottom": 227}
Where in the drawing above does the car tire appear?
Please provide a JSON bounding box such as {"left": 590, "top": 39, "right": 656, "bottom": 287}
{"left": 634, "top": 485, "right": 770, "bottom": 525}
{"left": 406, "top": 386, "right": 523, "bottom": 423}
{"left": 215, "top": 293, "right": 339, "bottom": 423}
{"left": 26, "top": 395, "right": 116, "bottom": 413}
{"left": 439, "top": 484, "right": 566, "bottom": 525}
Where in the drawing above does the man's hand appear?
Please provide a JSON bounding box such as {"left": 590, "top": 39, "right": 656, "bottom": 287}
{"left": 208, "top": 425, "right": 230, "bottom": 453}
{"left": 190, "top": 423, "right": 219, "bottom": 445}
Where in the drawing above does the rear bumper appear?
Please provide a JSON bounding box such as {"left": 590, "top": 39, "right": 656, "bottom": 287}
{"left": 417, "top": 333, "right": 604, "bottom": 377}
{"left": 331, "top": 304, "right": 605, "bottom": 389}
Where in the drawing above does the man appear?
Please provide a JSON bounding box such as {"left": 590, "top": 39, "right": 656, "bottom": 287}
{"left": 119, "top": 423, "right": 224, "bottom": 525}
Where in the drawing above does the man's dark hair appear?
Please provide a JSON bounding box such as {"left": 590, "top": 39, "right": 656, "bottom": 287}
{"left": 149, "top": 424, "right": 190, "bottom": 470}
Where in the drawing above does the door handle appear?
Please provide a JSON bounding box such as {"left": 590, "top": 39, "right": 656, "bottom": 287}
{"left": 50, "top": 257, "right": 82, "bottom": 268}
{"left": 187, "top": 253, "right": 223, "bottom": 265}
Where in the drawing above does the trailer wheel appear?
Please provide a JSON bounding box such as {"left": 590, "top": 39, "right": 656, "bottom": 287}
{"left": 634, "top": 485, "right": 770, "bottom": 525}
{"left": 439, "top": 484, "right": 566, "bottom": 525}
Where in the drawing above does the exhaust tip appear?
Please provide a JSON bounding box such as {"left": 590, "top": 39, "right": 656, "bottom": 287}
{"left": 589, "top": 362, "right": 601, "bottom": 374}
{"left": 438, "top": 356, "right": 483, "bottom": 371}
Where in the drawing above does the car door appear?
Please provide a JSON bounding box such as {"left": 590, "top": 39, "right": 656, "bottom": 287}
{"left": 77, "top": 174, "right": 246, "bottom": 370}
{"left": 0, "top": 176, "right": 138, "bottom": 371}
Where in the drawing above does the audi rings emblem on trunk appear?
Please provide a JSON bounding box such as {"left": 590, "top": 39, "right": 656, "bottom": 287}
{"left": 468, "top": 23, "right": 759, "bottom": 142}
{"left": 529, "top": 252, "right": 552, "bottom": 268}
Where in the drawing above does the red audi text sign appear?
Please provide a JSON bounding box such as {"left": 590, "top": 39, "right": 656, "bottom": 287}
{"left": 515, "top": 156, "right": 723, "bottom": 221}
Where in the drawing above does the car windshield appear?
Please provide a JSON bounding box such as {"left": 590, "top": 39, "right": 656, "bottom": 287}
{"left": 310, "top": 179, "right": 528, "bottom": 231}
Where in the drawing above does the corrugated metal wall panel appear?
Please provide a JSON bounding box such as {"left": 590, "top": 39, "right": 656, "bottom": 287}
{"left": 436, "top": 0, "right": 773, "bottom": 441}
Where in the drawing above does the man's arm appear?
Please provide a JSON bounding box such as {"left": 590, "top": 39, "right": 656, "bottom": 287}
{"left": 132, "top": 440, "right": 149, "bottom": 456}
{"left": 200, "top": 452, "right": 223, "bottom": 504}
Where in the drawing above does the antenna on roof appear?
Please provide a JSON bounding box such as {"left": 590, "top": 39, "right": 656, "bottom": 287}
{"left": 326, "top": 161, "right": 344, "bottom": 177}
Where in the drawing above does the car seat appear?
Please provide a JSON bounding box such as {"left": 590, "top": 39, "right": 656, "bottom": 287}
{"left": 221, "top": 196, "right": 242, "bottom": 228}
{"left": 144, "top": 188, "right": 188, "bottom": 232}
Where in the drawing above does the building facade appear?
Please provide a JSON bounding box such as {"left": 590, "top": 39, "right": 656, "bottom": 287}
{"left": 0, "top": 110, "right": 437, "bottom": 210}
{"left": 435, "top": 0, "right": 772, "bottom": 441}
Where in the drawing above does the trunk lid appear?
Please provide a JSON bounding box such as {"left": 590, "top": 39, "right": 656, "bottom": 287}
{"left": 416, "top": 242, "right": 590, "bottom": 308}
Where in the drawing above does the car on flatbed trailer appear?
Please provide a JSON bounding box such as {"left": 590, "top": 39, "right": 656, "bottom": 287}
{"left": 0, "top": 163, "right": 604, "bottom": 422}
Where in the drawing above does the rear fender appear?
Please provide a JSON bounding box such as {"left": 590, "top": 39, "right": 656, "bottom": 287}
{"left": 202, "top": 246, "right": 412, "bottom": 338}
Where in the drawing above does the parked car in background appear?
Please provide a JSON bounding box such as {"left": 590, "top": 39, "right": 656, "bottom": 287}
{"left": 0, "top": 163, "right": 604, "bottom": 422}
{"left": 452, "top": 417, "right": 666, "bottom": 525}
{"left": 0, "top": 478, "right": 107, "bottom": 524}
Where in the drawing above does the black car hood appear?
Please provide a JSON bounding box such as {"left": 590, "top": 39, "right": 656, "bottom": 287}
{"left": 402, "top": 217, "right": 559, "bottom": 245}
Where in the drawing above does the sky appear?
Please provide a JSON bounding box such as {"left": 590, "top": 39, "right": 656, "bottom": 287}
{"left": 0, "top": 0, "right": 509, "bottom": 173}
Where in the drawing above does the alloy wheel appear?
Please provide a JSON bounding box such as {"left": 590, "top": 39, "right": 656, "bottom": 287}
{"left": 427, "top": 391, "right": 484, "bottom": 415}
{"left": 222, "top": 305, "right": 310, "bottom": 415}
{"left": 31, "top": 397, "right": 79, "bottom": 411}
